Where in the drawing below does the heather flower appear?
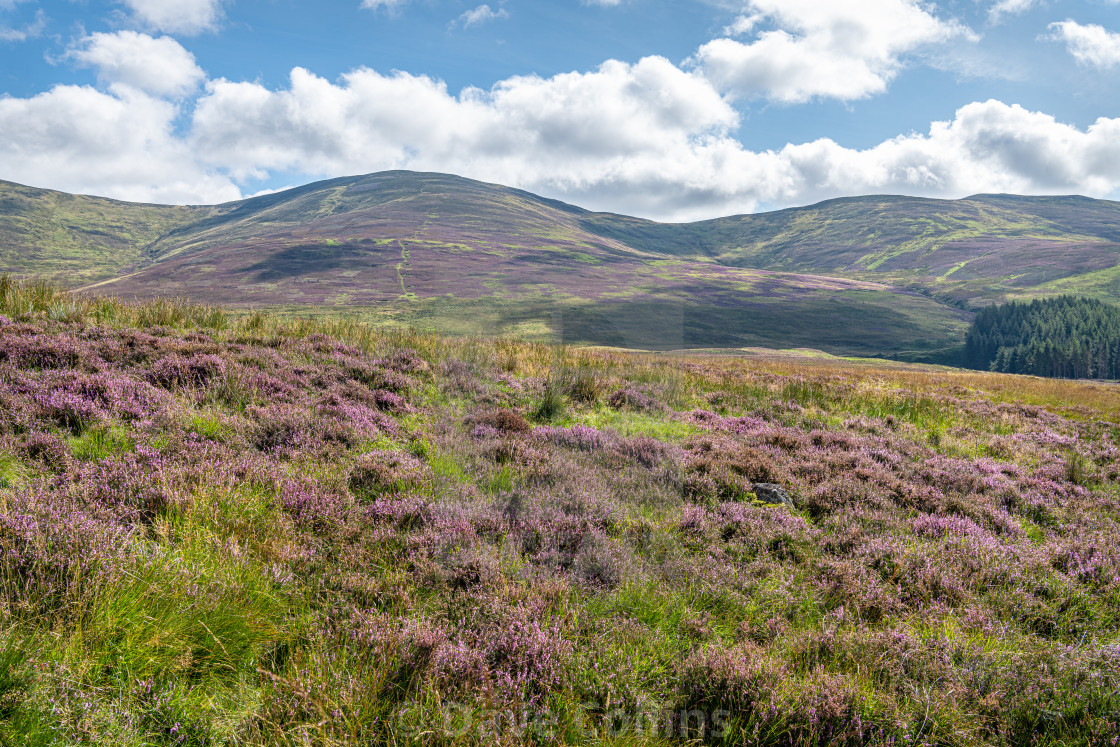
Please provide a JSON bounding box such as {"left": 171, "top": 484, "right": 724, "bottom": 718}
{"left": 371, "top": 389, "right": 411, "bottom": 414}
{"left": 36, "top": 388, "right": 104, "bottom": 431}
{"left": 33, "top": 370, "right": 169, "bottom": 426}
{"left": 533, "top": 424, "right": 615, "bottom": 452}
{"left": 440, "top": 551, "right": 502, "bottom": 591}
{"left": 19, "top": 431, "right": 71, "bottom": 471}
{"left": 303, "top": 333, "right": 361, "bottom": 356}
{"left": 249, "top": 403, "right": 316, "bottom": 453}
{"left": 571, "top": 531, "right": 632, "bottom": 588}
{"left": 784, "top": 672, "right": 867, "bottom": 739}
{"left": 613, "top": 435, "right": 673, "bottom": 468}
{"left": 469, "top": 423, "right": 502, "bottom": 440}
{"left": 0, "top": 492, "right": 136, "bottom": 615}
{"left": 336, "top": 357, "right": 415, "bottom": 392}
{"left": 677, "top": 643, "right": 786, "bottom": 712}
{"left": 280, "top": 479, "right": 351, "bottom": 530}
{"left": 315, "top": 394, "right": 397, "bottom": 443}
{"left": 248, "top": 397, "right": 395, "bottom": 455}
{"left": 440, "top": 358, "right": 485, "bottom": 395}
{"left": 911, "top": 513, "right": 987, "bottom": 539}
{"left": 0, "top": 333, "right": 94, "bottom": 370}
{"left": 238, "top": 370, "right": 300, "bottom": 402}
{"left": 678, "top": 439, "right": 794, "bottom": 504}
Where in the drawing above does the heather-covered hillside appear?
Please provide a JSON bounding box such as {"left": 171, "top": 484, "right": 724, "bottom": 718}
{"left": 7, "top": 172, "right": 1120, "bottom": 356}
{"left": 1, "top": 278, "right": 1119, "bottom": 745}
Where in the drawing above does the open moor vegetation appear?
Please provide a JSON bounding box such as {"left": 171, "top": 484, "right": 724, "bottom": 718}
{"left": 6, "top": 172, "right": 1120, "bottom": 357}
{"left": 0, "top": 277, "right": 1119, "bottom": 745}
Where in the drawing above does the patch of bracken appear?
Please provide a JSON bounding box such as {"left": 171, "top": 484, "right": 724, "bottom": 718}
{"left": 382, "top": 348, "right": 429, "bottom": 374}
{"left": 146, "top": 353, "right": 230, "bottom": 389}
{"left": 349, "top": 450, "right": 427, "bottom": 498}
{"left": 607, "top": 387, "right": 664, "bottom": 412}
{"left": 467, "top": 408, "right": 531, "bottom": 435}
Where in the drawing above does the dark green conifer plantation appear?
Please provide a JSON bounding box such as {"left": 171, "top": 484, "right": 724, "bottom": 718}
{"left": 965, "top": 296, "right": 1120, "bottom": 379}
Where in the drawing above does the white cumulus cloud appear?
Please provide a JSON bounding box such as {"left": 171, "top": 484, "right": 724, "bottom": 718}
{"left": 183, "top": 59, "right": 1120, "bottom": 219}
{"left": 694, "top": 0, "right": 971, "bottom": 103}
{"left": 0, "top": 84, "right": 239, "bottom": 203}
{"left": 188, "top": 57, "right": 739, "bottom": 218}
{"left": 119, "top": 0, "right": 222, "bottom": 34}
{"left": 1048, "top": 20, "right": 1120, "bottom": 69}
{"left": 5, "top": 50, "right": 1120, "bottom": 219}
{"left": 67, "top": 31, "right": 205, "bottom": 97}
{"left": 770, "top": 101, "right": 1120, "bottom": 207}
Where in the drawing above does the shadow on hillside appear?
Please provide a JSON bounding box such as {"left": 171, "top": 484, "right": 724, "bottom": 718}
{"left": 245, "top": 243, "right": 384, "bottom": 281}
{"left": 530, "top": 298, "right": 958, "bottom": 354}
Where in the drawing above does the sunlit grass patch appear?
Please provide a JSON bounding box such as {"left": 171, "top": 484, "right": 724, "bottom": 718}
{"left": 68, "top": 424, "right": 135, "bottom": 461}
{"left": 581, "top": 409, "right": 701, "bottom": 442}
{"left": 184, "top": 408, "right": 236, "bottom": 442}
{"left": 84, "top": 549, "right": 284, "bottom": 680}
{"left": 426, "top": 447, "right": 471, "bottom": 484}
{"left": 173, "top": 480, "right": 296, "bottom": 562}
{"left": 0, "top": 453, "right": 30, "bottom": 493}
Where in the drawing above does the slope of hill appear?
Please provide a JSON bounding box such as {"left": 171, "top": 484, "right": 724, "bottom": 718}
{"left": 3, "top": 171, "right": 1119, "bottom": 355}
{"left": 584, "top": 194, "right": 1120, "bottom": 307}
{"left": 0, "top": 179, "right": 208, "bottom": 282}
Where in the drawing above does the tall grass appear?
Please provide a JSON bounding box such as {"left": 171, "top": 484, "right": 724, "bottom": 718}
{"left": 0, "top": 275, "right": 227, "bottom": 332}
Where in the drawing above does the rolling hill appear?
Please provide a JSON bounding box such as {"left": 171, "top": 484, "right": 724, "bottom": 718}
{"left": 586, "top": 193, "right": 1120, "bottom": 307}
{"left": 3, "top": 171, "right": 1119, "bottom": 356}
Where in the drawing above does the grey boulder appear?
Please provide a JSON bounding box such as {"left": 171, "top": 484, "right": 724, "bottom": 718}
{"left": 752, "top": 483, "right": 795, "bottom": 507}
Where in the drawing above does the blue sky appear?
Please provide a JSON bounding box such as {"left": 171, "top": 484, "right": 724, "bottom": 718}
{"left": 1, "top": 0, "right": 1119, "bottom": 219}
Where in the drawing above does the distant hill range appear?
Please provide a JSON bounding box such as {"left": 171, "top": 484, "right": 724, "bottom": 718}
{"left": 3, "top": 171, "right": 1119, "bottom": 357}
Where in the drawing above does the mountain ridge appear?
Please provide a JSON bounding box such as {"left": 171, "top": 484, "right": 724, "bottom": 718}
{"left": 3, "top": 170, "right": 1119, "bottom": 356}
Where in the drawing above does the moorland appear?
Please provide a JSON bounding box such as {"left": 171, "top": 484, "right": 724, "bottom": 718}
{"left": 4, "top": 171, "right": 1120, "bottom": 358}
{"left": 1, "top": 277, "right": 1119, "bottom": 745}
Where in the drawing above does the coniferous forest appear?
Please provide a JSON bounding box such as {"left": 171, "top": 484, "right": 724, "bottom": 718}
{"left": 964, "top": 296, "right": 1120, "bottom": 379}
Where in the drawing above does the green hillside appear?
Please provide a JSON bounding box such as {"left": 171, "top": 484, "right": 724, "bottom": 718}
{"left": 3, "top": 172, "right": 1119, "bottom": 356}
{"left": 584, "top": 194, "right": 1120, "bottom": 306}
{"left": 0, "top": 179, "right": 209, "bottom": 283}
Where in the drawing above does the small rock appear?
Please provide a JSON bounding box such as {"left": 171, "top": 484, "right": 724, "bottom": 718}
{"left": 753, "top": 482, "right": 795, "bottom": 507}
